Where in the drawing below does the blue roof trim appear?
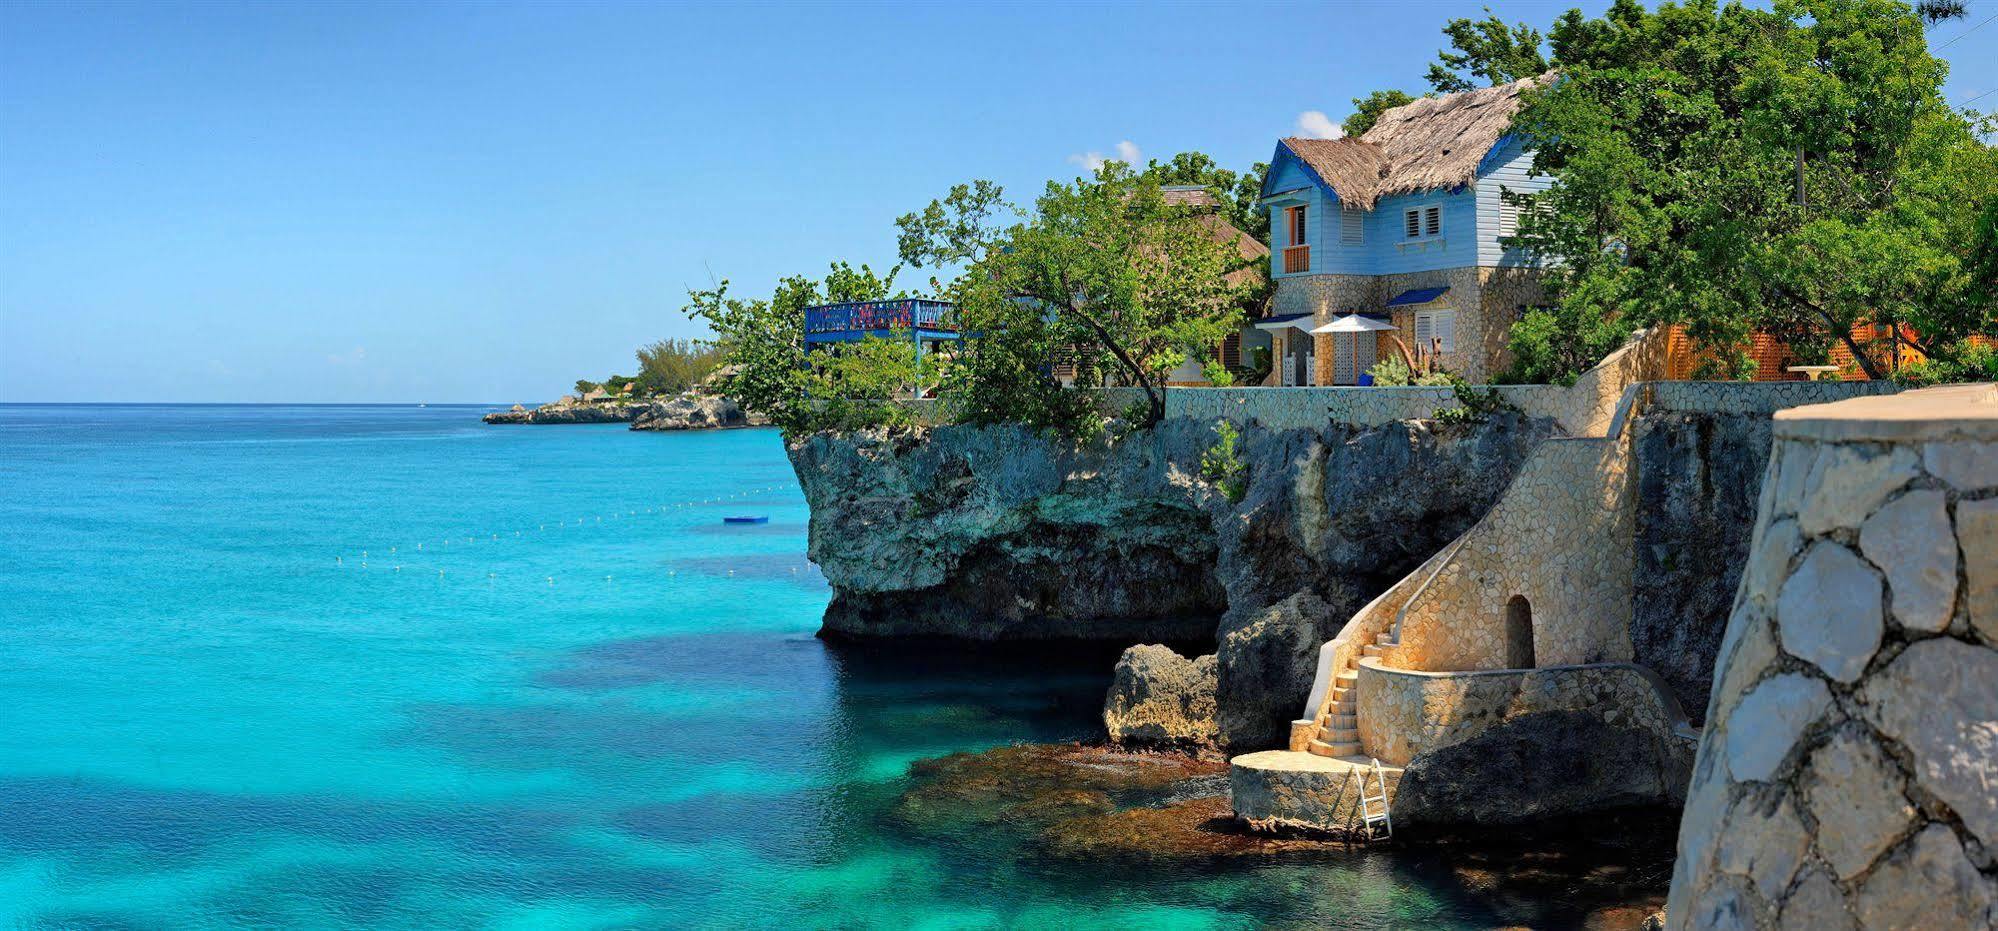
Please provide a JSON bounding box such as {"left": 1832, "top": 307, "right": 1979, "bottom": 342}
{"left": 1386, "top": 287, "right": 1450, "bottom": 307}
{"left": 1261, "top": 312, "right": 1314, "bottom": 324}
{"left": 1260, "top": 141, "right": 1343, "bottom": 205}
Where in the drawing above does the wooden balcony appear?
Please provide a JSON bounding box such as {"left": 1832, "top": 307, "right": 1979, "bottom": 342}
{"left": 1282, "top": 245, "right": 1310, "bottom": 274}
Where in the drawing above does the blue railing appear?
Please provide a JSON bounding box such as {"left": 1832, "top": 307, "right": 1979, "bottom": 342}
{"left": 803, "top": 299, "right": 956, "bottom": 335}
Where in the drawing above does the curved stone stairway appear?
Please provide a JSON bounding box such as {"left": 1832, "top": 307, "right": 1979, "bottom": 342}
{"left": 1301, "top": 630, "right": 1393, "bottom": 758}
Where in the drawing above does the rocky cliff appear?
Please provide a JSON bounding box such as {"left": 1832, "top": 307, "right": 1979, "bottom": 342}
{"left": 485, "top": 394, "right": 763, "bottom": 430}
{"left": 484, "top": 402, "right": 636, "bottom": 424}
{"left": 629, "top": 395, "right": 763, "bottom": 431}
{"left": 787, "top": 412, "right": 1555, "bottom": 749}
{"left": 1627, "top": 409, "right": 1782, "bottom": 725}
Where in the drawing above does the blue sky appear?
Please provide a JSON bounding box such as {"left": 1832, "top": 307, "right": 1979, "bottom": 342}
{"left": 3, "top": 1, "right": 1994, "bottom": 403}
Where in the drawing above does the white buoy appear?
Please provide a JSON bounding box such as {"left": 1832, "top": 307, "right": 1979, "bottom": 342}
{"left": 336, "top": 556, "right": 342, "bottom": 564}
{"left": 547, "top": 576, "right": 554, "bottom": 584}
{"left": 417, "top": 543, "right": 423, "bottom": 550}
{"left": 394, "top": 565, "right": 401, "bottom": 572}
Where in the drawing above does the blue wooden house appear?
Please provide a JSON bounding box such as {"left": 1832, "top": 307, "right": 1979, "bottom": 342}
{"left": 1257, "top": 76, "right": 1553, "bottom": 385}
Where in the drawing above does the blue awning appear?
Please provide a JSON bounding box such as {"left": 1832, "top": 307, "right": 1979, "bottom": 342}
{"left": 1386, "top": 286, "right": 1450, "bottom": 307}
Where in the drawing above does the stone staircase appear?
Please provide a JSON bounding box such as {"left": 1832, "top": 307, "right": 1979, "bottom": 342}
{"left": 1303, "top": 630, "right": 1395, "bottom": 758}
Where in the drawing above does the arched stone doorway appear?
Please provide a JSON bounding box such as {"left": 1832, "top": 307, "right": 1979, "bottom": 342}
{"left": 1504, "top": 595, "right": 1535, "bottom": 669}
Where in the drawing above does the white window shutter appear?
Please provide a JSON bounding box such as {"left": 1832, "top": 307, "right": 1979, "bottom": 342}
{"left": 1341, "top": 209, "right": 1364, "bottom": 244}
{"left": 1405, "top": 210, "right": 1420, "bottom": 238}
{"left": 1435, "top": 311, "right": 1456, "bottom": 353}
{"left": 1425, "top": 206, "right": 1441, "bottom": 236}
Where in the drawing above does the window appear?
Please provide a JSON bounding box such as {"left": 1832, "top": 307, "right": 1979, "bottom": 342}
{"left": 1404, "top": 204, "right": 1443, "bottom": 239}
{"left": 1414, "top": 309, "right": 1457, "bottom": 356}
{"left": 1288, "top": 205, "right": 1308, "bottom": 245}
{"left": 1497, "top": 190, "right": 1520, "bottom": 239}
{"left": 1340, "top": 208, "right": 1364, "bottom": 244}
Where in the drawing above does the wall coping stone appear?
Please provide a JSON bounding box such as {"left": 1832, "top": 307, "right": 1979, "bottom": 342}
{"left": 1773, "top": 383, "right": 1998, "bottom": 442}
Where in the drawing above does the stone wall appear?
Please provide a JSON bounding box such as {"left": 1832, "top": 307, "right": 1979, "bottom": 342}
{"left": 1666, "top": 384, "right": 1998, "bottom": 930}
{"left": 1383, "top": 436, "right": 1637, "bottom": 673}
{"left": 1354, "top": 658, "right": 1692, "bottom": 767}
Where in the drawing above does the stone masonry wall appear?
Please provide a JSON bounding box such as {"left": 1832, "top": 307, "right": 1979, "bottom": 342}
{"left": 1666, "top": 384, "right": 1998, "bottom": 930}
{"left": 1382, "top": 436, "right": 1636, "bottom": 672}
{"left": 1355, "top": 659, "right": 1690, "bottom": 767}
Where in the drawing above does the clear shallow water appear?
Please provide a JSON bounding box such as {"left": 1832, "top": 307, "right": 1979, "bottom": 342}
{"left": 0, "top": 405, "right": 1663, "bottom": 928}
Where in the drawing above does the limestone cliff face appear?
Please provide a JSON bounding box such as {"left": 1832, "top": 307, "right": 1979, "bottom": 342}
{"left": 787, "top": 412, "right": 1555, "bottom": 748}
{"left": 1628, "top": 410, "right": 1783, "bottom": 725}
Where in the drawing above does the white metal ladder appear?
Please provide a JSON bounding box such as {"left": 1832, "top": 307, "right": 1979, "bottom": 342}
{"left": 1359, "top": 757, "right": 1392, "bottom": 841}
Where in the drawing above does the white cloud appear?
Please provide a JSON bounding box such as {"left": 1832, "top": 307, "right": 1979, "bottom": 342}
{"left": 1294, "top": 111, "right": 1345, "bottom": 140}
{"left": 1067, "top": 140, "right": 1143, "bottom": 171}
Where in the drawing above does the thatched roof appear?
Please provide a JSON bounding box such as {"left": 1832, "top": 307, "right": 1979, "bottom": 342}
{"left": 1162, "top": 185, "right": 1223, "bottom": 208}
{"left": 1199, "top": 214, "right": 1269, "bottom": 289}
{"left": 1279, "top": 75, "right": 1546, "bottom": 209}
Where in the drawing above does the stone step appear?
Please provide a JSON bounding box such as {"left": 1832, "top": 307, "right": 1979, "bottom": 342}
{"left": 1305, "top": 738, "right": 1343, "bottom": 758}
{"left": 1334, "top": 670, "right": 1358, "bottom": 685}
{"left": 1376, "top": 632, "right": 1395, "bottom": 645}
{"left": 1330, "top": 699, "right": 1354, "bottom": 716}
{"left": 1323, "top": 739, "right": 1362, "bottom": 756}
{"left": 1362, "top": 644, "right": 1385, "bottom": 657}
{"left": 1321, "top": 725, "right": 1359, "bottom": 743}
{"left": 1327, "top": 713, "right": 1357, "bottom": 729}
{"left": 1328, "top": 685, "right": 1350, "bottom": 703}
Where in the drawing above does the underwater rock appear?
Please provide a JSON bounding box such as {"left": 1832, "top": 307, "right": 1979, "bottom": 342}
{"left": 890, "top": 743, "right": 1223, "bottom": 837}
{"left": 1102, "top": 645, "right": 1219, "bottom": 754}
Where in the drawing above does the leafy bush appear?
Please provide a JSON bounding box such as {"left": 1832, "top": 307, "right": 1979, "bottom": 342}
{"left": 1895, "top": 341, "right": 1998, "bottom": 386}
{"left": 1498, "top": 303, "right": 1625, "bottom": 386}
{"left": 1432, "top": 376, "right": 1518, "bottom": 425}
{"left": 1200, "top": 419, "right": 1248, "bottom": 501}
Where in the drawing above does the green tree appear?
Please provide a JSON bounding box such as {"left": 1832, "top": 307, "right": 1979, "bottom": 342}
{"left": 1427, "top": 8, "right": 1550, "bottom": 93}
{"left": 633, "top": 338, "right": 724, "bottom": 396}
{"left": 1343, "top": 89, "right": 1419, "bottom": 136}
{"left": 1141, "top": 151, "right": 1271, "bottom": 242}
{"left": 684, "top": 281, "right": 816, "bottom": 432}
{"left": 1509, "top": 0, "right": 1998, "bottom": 381}
{"left": 899, "top": 162, "right": 1251, "bottom": 426}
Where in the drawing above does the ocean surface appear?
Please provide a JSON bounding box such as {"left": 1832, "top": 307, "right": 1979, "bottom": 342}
{"left": 0, "top": 405, "right": 1665, "bottom": 928}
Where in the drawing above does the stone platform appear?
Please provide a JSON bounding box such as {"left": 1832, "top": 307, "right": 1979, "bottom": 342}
{"left": 1229, "top": 750, "right": 1401, "bottom": 837}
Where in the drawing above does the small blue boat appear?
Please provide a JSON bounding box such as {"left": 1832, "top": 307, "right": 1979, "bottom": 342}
{"left": 722, "top": 516, "right": 769, "bottom": 525}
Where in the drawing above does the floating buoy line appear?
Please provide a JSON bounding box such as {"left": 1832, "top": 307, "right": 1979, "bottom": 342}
{"left": 329, "top": 483, "right": 802, "bottom": 585}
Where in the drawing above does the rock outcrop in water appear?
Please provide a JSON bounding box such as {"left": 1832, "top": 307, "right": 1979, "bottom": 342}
{"left": 629, "top": 394, "right": 762, "bottom": 431}
{"left": 484, "top": 401, "right": 636, "bottom": 424}
{"left": 788, "top": 412, "right": 1554, "bottom": 749}
{"left": 1103, "top": 645, "right": 1219, "bottom": 753}
{"left": 485, "top": 393, "right": 764, "bottom": 430}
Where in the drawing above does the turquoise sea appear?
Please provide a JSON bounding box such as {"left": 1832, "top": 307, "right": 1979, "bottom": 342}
{"left": 0, "top": 405, "right": 1666, "bottom": 928}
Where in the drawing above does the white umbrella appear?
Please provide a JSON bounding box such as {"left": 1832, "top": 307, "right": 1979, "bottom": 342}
{"left": 1310, "top": 314, "right": 1398, "bottom": 334}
